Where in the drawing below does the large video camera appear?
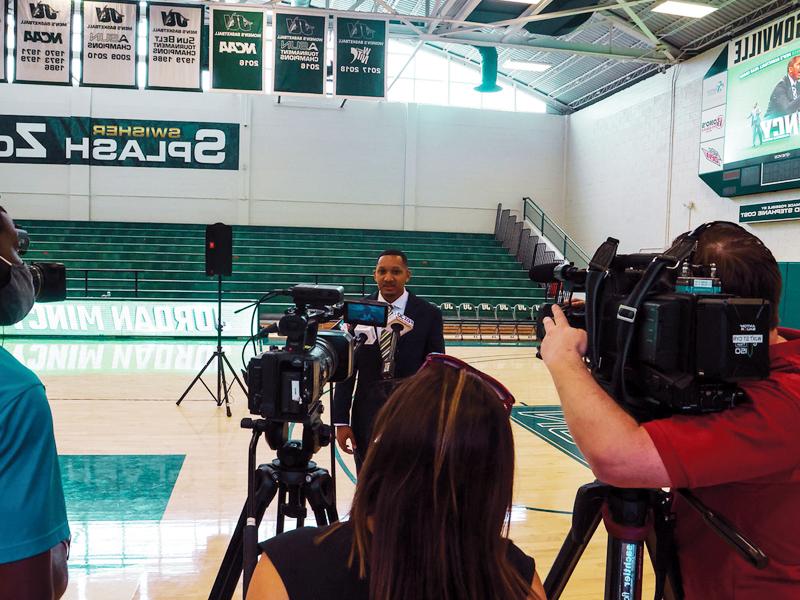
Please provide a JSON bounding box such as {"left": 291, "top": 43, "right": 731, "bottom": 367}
{"left": 15, "top": 228, "right": 67, "bottom": 302}
{"left": 532, "top": 225, "right": 771, "bottom": 421}
{"left": 245, "top": 284, "right": 388, "bottom": 453}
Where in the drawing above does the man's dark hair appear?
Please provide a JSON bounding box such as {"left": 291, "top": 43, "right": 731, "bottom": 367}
{"left": 678, "top": 222, "right": 782, "bottom": 329}
{"left": 378, "top": 249, "right": 408, "bottom": 266}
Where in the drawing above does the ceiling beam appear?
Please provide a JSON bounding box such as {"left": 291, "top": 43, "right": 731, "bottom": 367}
{"left": 500, "top": 0, "right": 555, "bottom": 43}
{"left": 434, "top": 0, "right": 653, "bottom": 39}
{"left": 393, "top": 31, "right": 670, "bottom": 64}
{"left": 612, "top": 0, "right": 675, "bottom": 61}
{"left": 600, "top": 12, "right": 679, "bottom": 56}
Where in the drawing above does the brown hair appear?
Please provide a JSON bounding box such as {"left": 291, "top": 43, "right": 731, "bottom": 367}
{"left": 676, "top": 222, "right": 782, "bottom": 328}
{"left": 337, "top": 364, "right": 536, "bottom": 600}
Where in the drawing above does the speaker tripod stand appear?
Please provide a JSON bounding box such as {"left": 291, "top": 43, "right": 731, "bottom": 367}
{"left": 177, "top": 274, "right": 247, "bottom": 417}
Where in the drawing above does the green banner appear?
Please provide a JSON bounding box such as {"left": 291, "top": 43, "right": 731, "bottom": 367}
{"left": 334, "top": 17, "right": 386, "bottom": 99}
{"left": 273, "top": 11, "right": 326, "bottom": 96}
{"left": 739, "top": 199, "right": 800, "bottom": 223}
{"left": 210, "top": 6, "right": 265, "bottom": 92}
{"left": 0, "top": 114, "right": 239, "bottom": 169}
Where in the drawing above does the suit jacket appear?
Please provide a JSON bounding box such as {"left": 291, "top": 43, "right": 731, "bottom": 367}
{"left": 332, "top": 291, "right": 445, "bottom": 453}
{"left": 766, "top": 76, "right": 800, "bottom": 118}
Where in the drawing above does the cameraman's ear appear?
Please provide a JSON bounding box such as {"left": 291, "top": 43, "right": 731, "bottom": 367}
{"left": 406, "top": 268, "right": 412, "bottom": 280}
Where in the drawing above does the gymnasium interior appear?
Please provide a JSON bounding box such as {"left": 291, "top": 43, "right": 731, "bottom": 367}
{"left": 1, "top": 0, "right": 799, "bottom": 598}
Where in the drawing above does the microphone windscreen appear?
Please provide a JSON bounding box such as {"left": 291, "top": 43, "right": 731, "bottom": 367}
{"left": 528, "top": 262, "right": 562, "bottom": 283}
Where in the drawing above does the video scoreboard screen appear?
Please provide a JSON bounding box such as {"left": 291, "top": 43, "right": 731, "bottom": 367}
{"left": 699, "top": 9, "right": 800, "bottom": 197}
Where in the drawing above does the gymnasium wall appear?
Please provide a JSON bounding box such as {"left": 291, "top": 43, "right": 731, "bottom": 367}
{"left": 0, "top": 84, "right": 567, "bottom": 233}
{"left": 565, "top": 46, "right": 800, "bottom": 262}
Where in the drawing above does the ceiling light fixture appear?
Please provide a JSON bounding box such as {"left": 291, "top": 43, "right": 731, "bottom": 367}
{"left": 503, "top": 60, "right": 551, "bottom": 72}
{"left": 652, "top": 1, "right": 717, "bottom": 19}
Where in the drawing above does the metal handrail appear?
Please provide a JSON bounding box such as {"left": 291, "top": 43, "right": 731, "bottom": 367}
{"left": 522, "top": 197, "right": 591, "bottom": 268}
{"left": 80, "top": 268, "right": 140, "bottom": 297}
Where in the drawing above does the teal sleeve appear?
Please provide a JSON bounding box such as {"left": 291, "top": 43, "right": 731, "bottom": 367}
{"left": 0, "top": 384, "right": 70, "bottom": 564}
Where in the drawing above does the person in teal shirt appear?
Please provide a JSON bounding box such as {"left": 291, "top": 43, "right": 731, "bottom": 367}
{"left": 0, "top": 206, "right": 70, "bottom": 599}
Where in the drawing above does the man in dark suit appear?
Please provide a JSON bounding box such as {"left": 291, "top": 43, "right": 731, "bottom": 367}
{"left": 333, "top": 249, "right": 445, "bottom": 471}
{"left": 766, "top": 56, "right": 800, "bottom": 118}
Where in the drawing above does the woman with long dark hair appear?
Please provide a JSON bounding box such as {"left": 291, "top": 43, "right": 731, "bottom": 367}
{"left": 247, "top": 354, "right": 546, "bottom": 600}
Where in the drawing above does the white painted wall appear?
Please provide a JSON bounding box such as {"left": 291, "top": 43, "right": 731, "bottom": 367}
{"left": 0, "top": 84, "right": 566, "bottom": 233}
{"left": 566, "top": 46, "right": 800, "bottom": 262}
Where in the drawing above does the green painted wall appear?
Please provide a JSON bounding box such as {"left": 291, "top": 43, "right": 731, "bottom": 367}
{"left": 779, "top": 262, "right": 800, "bottom": 330}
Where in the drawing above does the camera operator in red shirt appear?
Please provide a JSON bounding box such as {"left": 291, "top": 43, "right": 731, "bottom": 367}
{"left": 540, "top": 222, "right": 800, "bottom": 599}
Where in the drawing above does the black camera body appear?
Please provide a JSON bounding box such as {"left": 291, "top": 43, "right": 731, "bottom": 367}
{"left": 248, "top": 328, "right": 354, "bottom": 423}
{"left": 14, "top": 228, "right": 67, "bottom": 302}
{"left": 246, "top": 285, "right": 388, "bottom": 436}
{"left": 534, "top": 232, "right": 771, "bottom": 421}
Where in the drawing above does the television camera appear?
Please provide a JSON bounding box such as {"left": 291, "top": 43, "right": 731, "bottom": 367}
{"left": 531, "top": 224, "right": 771, "bottom": 421}
{"left": 210, "top": 284, "right": 388, "bottom": 600}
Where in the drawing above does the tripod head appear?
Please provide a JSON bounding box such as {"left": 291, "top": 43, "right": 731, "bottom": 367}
{"left": 241, "top": 417, "right": 332, "bottom": 467}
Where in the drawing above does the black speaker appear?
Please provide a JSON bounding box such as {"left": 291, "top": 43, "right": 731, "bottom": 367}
{"left": 205, "top": 223, "right": 232, "bottom": 277}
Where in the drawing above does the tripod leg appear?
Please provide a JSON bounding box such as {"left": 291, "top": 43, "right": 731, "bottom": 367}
{"left": 222, "top": 352, "right": 248, "bottom": 396}
{"left": 217, "top": 352, "right": 223, "bottom": 407}
{"left": 276, "top": 487, "right": 287, "bottom": 534}
{"left": 219, "top": 355, "right": 231, "bottom": 417}
{"left": 177, "top": 352, "right": 217, "bottom": 405}
{"left": 544, "top": 482, "right": 606, "bottom": 600}
{"left": 209, "top": 466, "right": 279, "bottom": 600}
{"left": 306, "top": 468, "right": 338, "bottom": 526}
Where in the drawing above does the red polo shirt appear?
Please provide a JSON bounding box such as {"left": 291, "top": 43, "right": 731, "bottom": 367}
{"left": 643, "top": 328, "right": 800, "bottom": 599}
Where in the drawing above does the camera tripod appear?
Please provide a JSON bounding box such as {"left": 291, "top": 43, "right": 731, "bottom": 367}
{"left": 544, "top": 482, "right": 768, "bottom": 600}
{"left": 209, "top": 417, "right": 338, "bottom": 600}
{"left": 177, "top": 275, "right": 246, "bottom": 417}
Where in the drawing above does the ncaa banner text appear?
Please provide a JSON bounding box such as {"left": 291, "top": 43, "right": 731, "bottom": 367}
{"left": 14, "top": 0, "right": 72, "bottom": 85}
{"left": 209, "top": 6, "right": 267, "bottom": 93}
{"left": 147, "top": 2, "right": 203, "bottom": 91}
{"left": 80, "top": 0, "right": 139, "bottom": 88}
{"left": 0, "top": 115, "right": 240, "bottom": 169}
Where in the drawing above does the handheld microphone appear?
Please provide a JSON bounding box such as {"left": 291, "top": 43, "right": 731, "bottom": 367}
{"left": 381, "top": 314, "right": 415, "bottom": 379}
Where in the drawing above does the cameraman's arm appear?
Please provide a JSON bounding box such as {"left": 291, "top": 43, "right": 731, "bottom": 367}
{"left": 541, "top": 305, "right": 670, "bottom": 488}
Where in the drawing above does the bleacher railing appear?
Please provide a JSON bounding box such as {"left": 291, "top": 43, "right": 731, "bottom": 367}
{"left": 522, "top": 197, "right": 591, "bottom": 269}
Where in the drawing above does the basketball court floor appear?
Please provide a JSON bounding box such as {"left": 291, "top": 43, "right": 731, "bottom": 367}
{"left": 5, "top": 339, "right": 657, "bottom": 599}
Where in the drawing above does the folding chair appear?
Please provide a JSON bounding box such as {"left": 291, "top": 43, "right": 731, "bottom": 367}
{"left": 475, "top": 303, "right": 495, "bottom": 340}
{"left": 494, "top": 303, "right": 516, "bottom": 340}
{"left": 457, "top": 302, "right": 476, "bottom": 340}
{"left": 439, "top": 302, "right": 460, "bottom": 340}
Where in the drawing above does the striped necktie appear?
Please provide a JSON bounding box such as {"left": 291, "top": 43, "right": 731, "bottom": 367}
{"left": 379, "top": 307, "right": 397, "bottom": 364}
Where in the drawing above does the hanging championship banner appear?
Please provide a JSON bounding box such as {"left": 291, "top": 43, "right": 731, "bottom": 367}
{"left": 334, "top": 17, "right": 386, "bottom": 100}
{"left": 209, "top": 6, "right": 266, "bottom": 93}
{"left": 80, "top": 0, "right": 139, "bottom": 88}
{"left": 0, "top": 0, "right": 7, "bottom": 82}
{"left": 146, "top": 2, "right": 203, "bottom": 91}
{"left": 13, "top": 0, "right": 72, "bottom": 85}
{"left": 272, "top": 11, "right": 326, "bottom": 96}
